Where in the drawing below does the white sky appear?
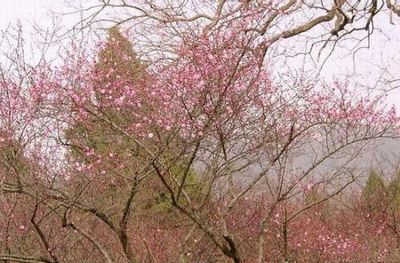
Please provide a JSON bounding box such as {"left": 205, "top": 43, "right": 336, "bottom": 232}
{"left": 0, "top": 0, "right": 399, "bottom": 107}
{"left": 0, "top": 0, "right": 56, "bottom": 25}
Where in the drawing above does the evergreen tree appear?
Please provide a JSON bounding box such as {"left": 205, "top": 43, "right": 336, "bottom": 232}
{"left": 384, "top": 171, "right": 400, "bottom": 246}
{"left": 64, "top": 27, "right": 149, "bottom": 218}
{"left": 361, "top": 170, "right": 388, "bottom": 214}
{"left": 65, "top": 27, "right": 202, "bottom": 218}
{"left": 304, "top": 184, "right": 331, "bottom": 221}
{"left": 97, "top": 27, "right": 144, "bottom": 79}
{"left": 389, "top": 172, "right": 400, "bottom": 205}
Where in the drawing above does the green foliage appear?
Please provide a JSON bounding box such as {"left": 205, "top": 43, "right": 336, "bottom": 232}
{"left": 361, "top": 170, "right": 388, "bottom": 213}
{"left": 388, "top": 171, "right": 400, "bottom": 218}
{"left": 304, "top": 186, "right": 322, "bottom": 206}
{"left": 96, "top": 26, "right": 145, "bottom": 82}
{"left": 303, "top": 184, "right": 333, "bottom": 222}
{"left": 64, "top": 27, "right": 204, "bottom": 218}
{"left": 63, "top": 27, "right": 148, "bottom": 219}
{"left": 145, "top": 161, "right": 204, "bottom": 214}
{"left": 66, "top": 26, "right": 145, "bottom": 160}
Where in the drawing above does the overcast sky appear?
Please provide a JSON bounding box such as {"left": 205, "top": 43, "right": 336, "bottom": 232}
{"left": 0, "top": 0, "right": 55, "bottom": 25}
{"left": 0, "top": 0, "right": 399, "bottom": 107}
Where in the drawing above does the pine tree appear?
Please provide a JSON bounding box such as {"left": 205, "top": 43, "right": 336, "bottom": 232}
{"left": 389, "top": 172, "right": 400, "bottom": 208}
{"left": 96, "top": 26, "right": 145, "bottom": 81}
{"left": 304, "top": 185, "right": 332, "bottom": 221}
{"left": 383, "top": 170, "right": 400, "bottom": 248}
{"left": 65, "top": 27, "right": 202, "bottom": 218}
{"left": 361, "top": 170, "right": 388, "bottom": 214}
{"left": 64, "top": 27, "right": 148, "bottom": 217}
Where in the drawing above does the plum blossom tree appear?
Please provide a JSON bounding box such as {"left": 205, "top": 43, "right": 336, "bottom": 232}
{"left": 70, "top": 0, "right": 400, "bottom": 64}
{"left": 0, "top": 10, "right": 399, "bottom": 263}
